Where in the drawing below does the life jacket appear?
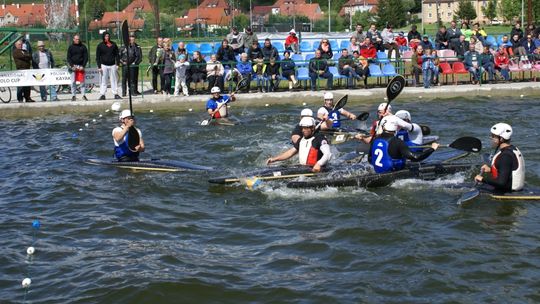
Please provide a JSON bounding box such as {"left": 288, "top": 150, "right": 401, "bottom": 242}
{"left": 490, "top": 146, "right": 525, "bottom": 191}
{"left": 297, "top": 135, "right": 324, "bottom": 166}
{"left": 370, "top": 137, "right": 406, "bottom": 173}
{"left": 325, "top": 106, "right": 341, "bottom": 128}
{"left": 396, "top": 129, "right": 422, "bottom": 152}
{"left": 207, "top": 95, "right": 230, "bottom": 118}
{"left": 114, "top": 129, "right": 139, "bottom": 160}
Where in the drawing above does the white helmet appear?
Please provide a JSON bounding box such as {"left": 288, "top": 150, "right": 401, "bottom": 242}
{"left": 299, "top": 117, "right": 316, "bottom": 127}
{"left": 119, "top": 109, "right": 133, "bottom": 120}
{"left": 491, "top": 122, "right": 512, "bottom": 140}
{"left": 378, "top": 102, "right": 392, "bottom": 112}
{"left": 323, "top": 92, "right": 333, "bottom": 100}
{"left": 380, "top": 115, "right": 399, "bottom": 132}
{"left": 211, "top": 86, "right": 221, "bottom": 94}
{"left": 395, "top": 110, "right": 411, "bottom": 121}
{"left": 300, "top": 108, "right": 313, "bottom": 117}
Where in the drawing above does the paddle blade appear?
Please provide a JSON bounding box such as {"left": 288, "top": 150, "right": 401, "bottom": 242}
{"left": 200, "top": 119, "right": 210, "bottom": 126}
{"left": 121, "top": 20, "right": 129, "bottom": 47}
{"left": 127, "top": 127, "right": 140, "bottom": 152}
{"left": 357, "top": 112, "right": 369, "bottom": 121}
{"left": 449, "top": 136, "right": 482, "bottom": 153}
{"left": 333, "top": 95, "right": 348, "bottom": 111}
{"left": 244, "top": 177, "right": 262, "bottom": 190}
{"left": 236, "top": 77, "right": 249, "bottom": 92}
{"left": 420, "top": 125, "right": 431, "bottom": 136}
{"left": 457, "top": 188, "right": 480, "bottom": 206}
{"left": 386, "top": 75, "right": 405, "bottom": 102}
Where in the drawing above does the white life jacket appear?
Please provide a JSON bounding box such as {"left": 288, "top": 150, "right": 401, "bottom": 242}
{"left": 216, "top": 101, "right": 228, "bottom": 118}
{"left": 491, "top": 146, "right": 525, "bottom": 191}
{"left": 297, "top": 136, "right": 318, "bottom": 166}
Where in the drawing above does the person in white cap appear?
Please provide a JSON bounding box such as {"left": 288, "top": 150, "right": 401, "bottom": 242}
{"left": 317, "top": 92, "right": 357, "bottom": 130}
{"left": 285, "top": 29, "right": 299, "bottom": 54}
{"left": 395, "top": 110, "right": 423, "bottom": 150}
{"left": 112, "top": 109, "right": 145, "bottom": 162}
{"left": 206, "top": 86, "right": 236, "bottom": 119}
{"left": 268, "top": 117, "right": 332, "bottom": 173}
{"left": 32, "top": 40, "right": 59, "bottom": 101}
{"left": 291, "top": 108, "right": 314, "bottom": 144}
{"left": 356, "top": 102, "right": 412, "bottom": 143}
{"left": 369, "top": 115, "right": 438, "bottom": 173}
{"left": 474, "top": 123, "right": 525, "bottom": 193}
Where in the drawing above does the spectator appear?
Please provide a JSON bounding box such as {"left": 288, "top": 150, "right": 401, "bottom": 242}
{"left": 236, "top": 52, "right": 252, "bottom": 93}
{"left": 317, "top": 38, "right": 333, "bottom": 60}
{"left": 265, "top": 57, "right": 281, "bottom": 92}
{"left": 308, "top": 49, "right": 333, "bottom": 91}
{"left": 148, "top": 37, "right": 163, "bottom": 94}
{"left": 522, "top": 34, "right": 536, "bottom": 57}
{"left": 12, "top": 39, "right": 34, "bottom": 102}
{"left": 96, "top": 31, "right": 120, "bottom": 100}
{"left": 411, "top": 45, "right": 424, "bottom": 86}
{"left": 480, "top": 46, "right": 495, "bottom": 83}
{"left": 338, "top": 48, "right": 361, "bottom": 89}
{"left": 281, "top": 50, "right": 298, "bottom": 91}
{"left": 461, "top": 22, "right": 472, "bottom": 42}
{"left": 470, "top": 36, "right": 483, "bottom": 53}
{"left": 160, "top": 42, "right": 175, "bottom": 95}
{"left": 216, "top": 39, "right": 236, "bottom": 68}
{"left": 435, "top": 25, "right": 450, "bottom": 50}
{"left": 533, "top": 45, "right": 540, "bottom": 61}
{"left": 175, "top": 41, "right": 187, "bottom": 58}
{"left": 381, "top": 24, "right": 400, "bottom": 60}
{"left": 431, "top": 49, "right": 441, "bottom": 85}
{"left": 359, "top": 37, "right": 377, "bottom": 63}
{"left": 285, "top": 29, "right": 299, "bottom": 54}
{"left": 32, "top": 40, "right": 58, "bottom": 101}
{"left": 510, "top": 23, "right": 524, "bottom": 41}
{"left": 451, "top": 34, "right": 469, "bottom": 60}
{"left": 395, "top": 32, "right": 408, "bottom": 53}
{"left": 421, "top": 48, "right": 437, "bottom": 88}
{"left": 494, "top": 45, "right": 510, "bottom": 81}
{"left": 419, "top": 35, "right": 433, "bottom": 50}
{"left": 464, "top": 43, "right": 482, "bottom": 84}
{"left": 352, "top": 50, "right": 369, "bottom": 89}
{"left": 173, "top": 54, "right": 190, "bottom": 96}
{"left": 66, "top": 34, "right": 89, "bottom": 101}
{"left": 206, "top": 54, "right": 225, "bottom": 92}
{"left": 242, "top": 27, "right": 258, "bottom": 51}
{"left": 119, "top": 33, "right": 142, "bottom": 97}
{"left": 188, "top": 51, "right": 206, "bottom": 94}
{"left": 448, "top": 21, "right": 462, "bottom": 45}
{"left": 348, "top": 36, "right": 361, "bottom": 53}
{"left": 407, "top": 25, "right": 422, "bottom": 50}
{"left": 534, "top": 33, "right": 540, "bottom": 48}
{"left": 499, "top": 35, "right": 513, "bottom": 56}
{"left": 471, "top": 23, "right": 487, "bottom": 44}
{"left": 526, "top": 24, "right": 536, "bottom": 38}
{"left": 352, "top": 24, "right": 366, "bottom": 42}
{"left": 367, "top": 24, "right": 383, "bottom": 51}
{"left": 510, "top": 34, "right": 527, "bottom": 58}
{"left": 226, "top": 26, "right": 245, "bottom": 55}
{"left": 247, "top": 40, "right": 263, "bottom": 62}
{"left": 253, "top": 53, "right": 267, "bottom": 92}
{"left": 261, "top": 38, "right": 279, "bottom": 61}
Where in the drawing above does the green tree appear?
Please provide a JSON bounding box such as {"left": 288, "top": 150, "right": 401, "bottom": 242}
{"left": 498, "top": 0, "right": 520, "bottom": 22}
{"left": 455, "top": 0, "right": 477, "bottom": 23}
{"left": 232, "top": 14, "right": 250, "bottom": 30}
{"left": 376, "top": 0, "right": 406, "bottom": 28}
{"left": 482, "top": 0, "right": 498, "bottom": 22}
{"left": 350, "top": 11, "right": 377, "bottom": 28}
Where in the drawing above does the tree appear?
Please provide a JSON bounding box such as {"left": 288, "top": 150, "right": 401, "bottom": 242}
{"left": 455, "top": 0, "right": 477, "bottom": 24}
{"left": 232, "top": 14, "right": 250, "bottom": 30}
{"left": 498, "top": 0, "right": 520, "bottom": 22}
{"left": 376, "top": 0, "right": 407, "bottom": 28}
{"left": 482, "top": 0, "right": 498, "bottom": 23}
{"left": 350, "top": 11, "right": 377, "bottom": 28}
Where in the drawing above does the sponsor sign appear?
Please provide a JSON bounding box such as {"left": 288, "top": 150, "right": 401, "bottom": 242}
{"left": 0, "top": 68, "right": 101, "bottom": 87}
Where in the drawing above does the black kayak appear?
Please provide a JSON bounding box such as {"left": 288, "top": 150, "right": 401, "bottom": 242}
{"left": 85, "top": 158, "right": 213, "bottom": 172}
{"left": 208, "top": 164, "right": 336, "bottom": 184}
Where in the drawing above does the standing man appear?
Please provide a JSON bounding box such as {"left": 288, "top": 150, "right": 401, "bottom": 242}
{"left": 32, "top": 40, "right": 58, "bottom": 101}
{"left": 112, "top": 109, "right": 145, "bottom": 162}
{"left": 12, "top": 39, "right": 34, "bottom": 102}
{"left": 67, "top": 34, "right": 89, "bottom": 101}
{"left": 119, "top": 33, "right": 142, "bottom": 97}
{"left": 96, "top": 31, "right": 121, "bottom": 100}
{"left": 148, "top": 37, "right": 163, "bottom": 94}
{"left": 475, "top": 123, "right": 525, "bottom": 193}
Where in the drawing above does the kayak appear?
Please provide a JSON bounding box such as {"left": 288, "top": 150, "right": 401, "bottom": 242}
{"left": 211, "top": 116, "right": 241, "bottom": 126}
{"left": 208, "top": 164, "right": 334, "bottom": 184}
{"left": 480, "top": 187, "right": 540, "bottom": 201}
{"left": 84, "top": 158, "right": 213, "bottom": 172}
{"left": 286, "top": 162, "right": 477, "bottom": 189}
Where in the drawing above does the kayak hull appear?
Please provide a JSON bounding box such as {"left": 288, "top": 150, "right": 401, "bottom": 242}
{"left": 85, "top": 158, "right": 213, "bottom": 172}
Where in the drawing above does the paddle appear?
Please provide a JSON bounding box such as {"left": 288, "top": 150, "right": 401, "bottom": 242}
{"left": 420, "top": 125, "right": 431, "bottom": 136}
{"left": 336, "top": 111, "right": 369, "bottom": 122}
{"left": 201, "top": 77, "right": 249, "bottom": 126}
{"left": 370, "top": 75, "right": 406, "bottom": 142}
{"left": 121, "top": 20, "right": 140, "bottom": 152}
{"left": 315, "top": 94, "right": 348, "bottom": 131}
{"left": 413, "top": 136, "right": 482, "bottom": 153}
{"left": 243, "top": 172, "right": 319, "bottom": 190}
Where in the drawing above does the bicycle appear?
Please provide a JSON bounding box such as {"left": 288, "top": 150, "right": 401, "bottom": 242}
{"left": 0, "top": 86, "right": 11, "bottom": 103}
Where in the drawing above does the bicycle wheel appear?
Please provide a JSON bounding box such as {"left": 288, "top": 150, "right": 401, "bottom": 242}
{"left": 0, "top": 87, "right": 11, "bottom": 103}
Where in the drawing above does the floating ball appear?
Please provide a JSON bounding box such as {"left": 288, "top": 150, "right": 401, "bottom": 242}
{"left": 265, "top": 103, "right": 269, "bottom": 107}
{"left": 32, "top": 220, "right": 40, "bottom": 229}
{"left": 99, "top": 114, "right": 103, "bottom": 118}
{"left": 149, "top": 109, "right": 154, "bottom": 113}
{"left": 302, "top": 102, "right": 306, "bottom": 106}
{"left": 188, "top": 108, "right": 193, "bottom": 112}
{"left": 520, "top": 94, "right": 524, "bottom": 98}
{"left": 27, "top": 247, "right": 35, "bottom": 255}
{"left": 418, "top": 96, "right": 423, "bottom": 99}
{"left": 84, "top": 123, "right": 89, "bottom": 127}
{"left": 78, "top": 128, "right": 83, "bottom": 132}
{"left": 111, "top": 102, "right": 121, "bottom": 112}
{"left": 384, "top": 97, "right": 388, "bottom": 101}
{"left": 22, "top": 278, "right": 31, "bottom": 288}
{"left": 92, "top": 119, "right": 96, "bottom": 123}
{"left": 105, "top": 109, "right": 110, "bottom": 113}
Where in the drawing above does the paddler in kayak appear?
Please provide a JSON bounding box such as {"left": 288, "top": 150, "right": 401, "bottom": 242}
{"left": 355, "top": 102, "right": 413, "bottom": 144}
{"left": 317, "top": 92, "right": 357, "bottom": 130}
{"left": 394, "top": 110, "right": 423, "bottom": 151}
{"left": 268, "top": 117, "right": 332, "bottom": 173}
{"left": 112, "top": 109, "right": 145, "bottom": 162}
{"left": 369, "top": 116, "right": 438, "bottom": 173}
{"left": 474, "top": 123, "right": 525, "bottom": 193}
{"left": 206, "top": 86, "right": 236, "bottom": 119}
{"left": 291, "top": 108, "right": 314, "bottom": 145}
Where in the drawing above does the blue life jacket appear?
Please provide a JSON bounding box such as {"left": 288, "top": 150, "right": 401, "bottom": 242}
{"left": 396, "top": 129, "right": 422, "bottom": 152}
{"left": 114, "top": 132, "right": 139, "bottom": 160}
{"left": 370, "top": 137, "right": 406, "bottom": 173}
{"left": 328, "top": 108, "right": 341, "bottom": 128}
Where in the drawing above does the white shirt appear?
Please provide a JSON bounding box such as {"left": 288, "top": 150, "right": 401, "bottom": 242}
{"left": 112, "top": 126, "right": 142, "bottom": 146}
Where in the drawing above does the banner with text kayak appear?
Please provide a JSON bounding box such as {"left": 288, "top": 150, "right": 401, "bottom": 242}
{"left": 0, "top": 68, "right": 101, "bottom": 88}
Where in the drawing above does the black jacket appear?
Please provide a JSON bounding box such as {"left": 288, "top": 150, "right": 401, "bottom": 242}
{"left": 67, "top": 42, "right": 88, "bottom": 67}
{"left": 309, "top": 57, "right": 329, "bottom": 74}
{"left": 96, "top": 40, "right": 119, "bottom": 68}
{"left": 119, "top": 43, "right": 142, "bottom": 66}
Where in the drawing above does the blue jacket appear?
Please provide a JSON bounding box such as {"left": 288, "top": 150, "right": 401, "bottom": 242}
{"left": 236, "top": 61, "right": 252, "bottom": 76}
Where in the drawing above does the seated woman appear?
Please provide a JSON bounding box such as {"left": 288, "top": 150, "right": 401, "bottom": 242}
{"left": 281, "top": 51, "right": 298, "bottom": 90}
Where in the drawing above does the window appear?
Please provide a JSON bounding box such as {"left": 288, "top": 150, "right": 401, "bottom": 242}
{"left": 448, "top": 12, "right": 452, "bottom": 17}
{"left": 428, "top": 13, "right": 432, "bottom": 18}
{"left": 429, "top": 3, "right": 432, "bottom": 7}
{"left": 447, "top": 3, "right": 451, "bottom": 8}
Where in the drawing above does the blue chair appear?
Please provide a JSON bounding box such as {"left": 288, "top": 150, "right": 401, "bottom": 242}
{"left": 376, "top": 51, "right": 390, "bottom": 63}
{"left": 200, "top": 43, "right": 213, "bottom": 56}
{"left": 273, "top": 41, "right": 285, "bottom": 53}
{"left": 214, "top": 42, "right": 221, "bottom": 53}
{"left": 186, "top": 43, "right": 199, "bottom": 54}
{"left": 329, "top": 40, "right": 339, "bottom": 51}
{"left": 382, "top": 63, "right": 398, "bottom": 77}
{"left": 497, "top": 34, "right": 505, "bottom": 46}
{"left": 304, "top": 53, "right": 315, "bottom": 61}
{"left": 292, "top": 53, "right": 305, "bottom": 66}
{"left": 340, "top": 40, "right": 350, "bottom": 50}
{"left": 369, "top": 63, "right": 384, "bottom": 85}
{"left": 329, "top": 66, "right": 346, "bottom": 88}
{"left": 300, "top": 41, "right": 312, "bottom": 53}
{"left": 485, "top": 35, "right": 498, "bottom": 48}
{"left": 296, "top": 67, "right": 311, "bottom": 89}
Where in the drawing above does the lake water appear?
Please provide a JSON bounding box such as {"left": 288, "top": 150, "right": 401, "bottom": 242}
{"left": 1, "top": 96, "right": 539, "bottom": 303}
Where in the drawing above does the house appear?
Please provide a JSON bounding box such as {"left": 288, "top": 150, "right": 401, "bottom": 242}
{"left": 0, "top": 3, "right": 77, "bottom": 27}
{"left": 123, "top": 0, "right": 154, "bottom": 13}
{"left": 339, "top": 0, "right": 378, "bottom": 17}
{"left": 88, "top": 11, "right": 144, "bottom": 32}
{"left": 422, "top": 0, "right": 502, "bottom": 24}
{"left": 253, "top": 0, "right": 324, "bottom": 24}
{"left": 176, "top": 7, "right": 232, "bottom": 32}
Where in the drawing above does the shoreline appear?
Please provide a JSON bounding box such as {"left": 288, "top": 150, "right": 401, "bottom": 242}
{"left": 1, "top": 82, "right": 539, "bottom": 118}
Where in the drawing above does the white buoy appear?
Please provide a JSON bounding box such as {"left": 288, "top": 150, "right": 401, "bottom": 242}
{"left": 78, "top": 128, "right": 83, "bottom": 131}
{"left": 84, "top": 123, "right": 89, "bottom": 127}
{"left": 188, "top": 108, "right": 193, "bottom": 112}
{"left": 384, "top": 97, "right": 388, "bottom": 101}
{"left": 265, "top": 103, "right": 269, "bottom": 107}
{"left": 26, "top": 247, "right": 35, "bottom": 255}
{"left": 22, "top": 278, "right": 31, "bottom": 288}
{"left": 302, "top": 102, "right": 306, "bottom": 106}
{"left": 105, "top": 109, "right": 110, "bottom": 113}
{"left": 99, "top": 114, "right": 103, "bottom": 118}
{"left": 111, "top": 102, "right": 121, "bottom": 112}
{"left": 149, "top": 109, "right": 154, "bottom": 113}
{"left": 419, "top": 96, "right": 423, "bottom": 99}
{"left": 520, "top": 94, "right": 524, "bottom": 98}
{"left": 92, "top": 119, "right": 96, "bottom": 123}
